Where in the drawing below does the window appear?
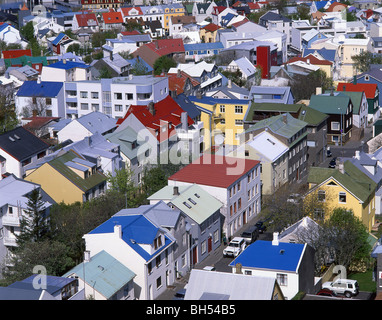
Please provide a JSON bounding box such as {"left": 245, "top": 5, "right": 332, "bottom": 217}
{"left": 156, "top": 255, "right": 161, "bottom": 268}
{"left": 235, "top": 105, "right": 243, "bottom": 114}
{"left": 80, "top": 91, "right": 88, "bottom": 98}
{"left": 45, "top": 98, "right": 52, "bottom": 105}
{"left": 339, "top": 192, "right": 346, "bottom": 203}
{"left": 115, "top": 104, "right": 123, "bottom": 112}
{"left": 235, "top": 119, "right": 243, "bottom": 126}
{"left": 154, "top": 236, "right": 162, "bottom": 250}
{"left": 91, "top": 92, "right": 99, "bottom": 99}
{"left": 214, "top": 229, "right": 219, "bottom": 243}
{"left": 148, "top": 261, "right": 152, "bottom": 274}
{"left": 318, "top": 190, "right": 326, "bottom": 202}
{"left": 277, "top": 273, "right": 288, "bottom": 286}
{"left": 331, "top": 122, "right": 340, "bottom": 131}
{"left": 91, "top": 103, "right": 99, "bottom": 111}
{"left": 114, "top": 92, "right": 122, "bottom": 100}
{"left": 125, "top": 93, "right": 133, "bottom": 100}
{"left": 220, "top": 105, "right": 225, "bottom": 113}
{"left": 156, "top": 276, "right": 162, "bottom": 289}
{"left": 201, "top": 240, "right": 206, "bottom": 254}
{"left": 81, "top": 103, "right": 89, "bottom": 110}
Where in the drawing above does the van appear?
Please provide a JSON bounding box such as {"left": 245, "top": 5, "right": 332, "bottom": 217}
{"left": 240, "top": 225, "right": 259, "bottom": 244}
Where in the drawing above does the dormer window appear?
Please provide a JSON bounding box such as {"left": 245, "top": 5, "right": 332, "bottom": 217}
{"left": 153, "top": 235, "right": 162, "bottom": 250}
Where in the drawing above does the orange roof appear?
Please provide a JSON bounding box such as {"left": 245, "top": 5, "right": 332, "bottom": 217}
{"left": 337, "top": 82, "right": 378, "bottom": 99}
{"left": 159, "top": 70, "right": 200, "bottom": 94}
{"left": 326, "top": 2, "right": 347, "bottom": 12}
{"left": 248, "top": 2, "right": 261, "bottom": 9}
{"left": 120, "top": 6, "right": 143, "bottom": 16}
{"left": 102, "top": 11, "right": 123, "bottom": 24}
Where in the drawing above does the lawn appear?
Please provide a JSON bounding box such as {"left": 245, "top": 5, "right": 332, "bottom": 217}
{"left": 348, "top": 270, "right": 376, "bottom": 293}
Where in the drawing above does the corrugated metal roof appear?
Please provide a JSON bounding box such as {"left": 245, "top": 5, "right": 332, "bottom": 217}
{"left": 63, "top": 250, "right": 135, "bottom": 299}
{"left": 184, "top": 269, "right": 277, "bottom": 300}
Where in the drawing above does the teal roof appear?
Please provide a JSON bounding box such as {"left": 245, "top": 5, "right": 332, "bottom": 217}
{"left": 309, "top": 94, "right": 350, "bottom": 114}
{"left": 63, "top": 250, "right": 136, "bottom": 299}
{"left": 105, "top": 126, "right": 144, "bottom": 160}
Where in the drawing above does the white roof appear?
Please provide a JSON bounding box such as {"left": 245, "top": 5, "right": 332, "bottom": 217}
{"left": 184, "top": 269, "right": 278, "bottom": 300}
{"left": 247, "top": 131, "right": 288, "bottom": 162}
{"left": 171, "top": 60, "right": 215, "bottom": 77}
{"left": 229, "top": 56, "right": 256, "bottom": 77}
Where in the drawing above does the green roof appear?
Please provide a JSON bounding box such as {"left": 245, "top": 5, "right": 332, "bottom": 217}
{"left": 297, "top": 105, "right": 328, "bottom": 126}
{"left": 4, "top": 55, "right": 48, "bottom": 68}
{"left": 336, "top": 91, "right": 363, "bottom": 114}
{"left": 307, "top": 160, "right": 377, "bottom": 203}
{"left": 63, "top": 250, "right": 135, "bottom": 299}
{"left": 245, "top": 113, "right": 308, "bottom": 141}
{"left": 105, "top": 127, "right": 142, "bottom": 161}
{"left": 148, "top": 185, "right": 223, "bottom": 224}
{"left": 48, "top": 150, "right": 107, "bottom": 192}
{"left": 309, "top": 94, "right": 350, "bottom": 114}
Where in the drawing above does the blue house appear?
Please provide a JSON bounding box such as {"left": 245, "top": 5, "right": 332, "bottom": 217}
{"left": 249, "top": 85, "right": 295, "bottom": 104}
{"left": 184, "top": 42, "right": 224, "bottom": 61}
{"left": 228, "top": 233, "right": 315, "bottom": 299}
{"left": 301, "top": 29, "right": 328, "bottom": 50}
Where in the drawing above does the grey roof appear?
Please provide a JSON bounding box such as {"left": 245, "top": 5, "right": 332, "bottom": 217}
{"left": 260, "top": 11, "right": 291, "bottom": 23}
{"left": 173, "top": 94, "right": 201, "bottom": 120}
{"left": 76, "top": 111, "right": 117, "bottom": 135}
{"left": 184, "top": 269, "right": 278, "bottom": 300}
{"left": 0, "top": 287, "right": 55, "bottom": 300}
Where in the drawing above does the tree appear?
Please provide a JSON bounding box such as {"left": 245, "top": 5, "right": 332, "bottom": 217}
{"left": 0, "top": 87, "right": 18, "bottom": 133}
{"left": 66, "top": 43, "right": 81, "bottom": 55}
{"left": 153, "top": 55, "right": 177, "bottom": 75}
{"left": 290, "top": 69, "right": 334, "bottom": 102}
{"left": 16, "top": 188, "right": 50, "bottom": 248}
{"left": 352, "top": 51, "right": 382, "bottom": 74}
{"left": 20, "top": 22, "right": 34, "bottom": 42}
{"left": 131, "top": 58, "right": 149, "bottom": 75}
{"left": 296, "top": 4, "right": 311, "bottom": 20}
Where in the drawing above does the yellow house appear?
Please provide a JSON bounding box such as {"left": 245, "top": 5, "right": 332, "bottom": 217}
{"left": 305, "top": 160, "right": 377, "bottom": 231}
{"left": 199, "top": 23, "right": 222, "bottom": 43}
{"left": 163, "top": 4, "right": 185, "bottom": 32}
{"left": 189, "top": 96, "right": 251, "bottom": 150}
{"left": 25, "top": 150, "right": 107, "bottom": 204}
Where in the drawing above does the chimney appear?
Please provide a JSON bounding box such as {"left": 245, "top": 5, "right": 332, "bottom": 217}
{"left": 181, "top": 112, "right": 188, "bottom": 132}
{"left": 114, "top": 224, "right": 122, "bottom": 238}
{"left": 148, "top": 102, "right": 155, "bottom": 115}
{"left": 353, "top": 75, "right": 357, "bottom": 85}
{"left": 282, "top": 114, "right": 287, "bottom": 124}
{"left": 343, "top": 85, "right": 346, "bottom": 91}
{"left": 338, "top": 161, "right": 344, "bottom": 174}
{"left": 84, "top": 250, "right": 91, "bottom": 262}
{"left": 63, "top": 59, "right": 67, "bottom": 64}
{"left": 173, "top": 186, "right": 179, "bottom": 195}
{"left": 177, "top": 69, "right": 181, "bottom": 78}
{"left": 228, "top": 79, "right": 232, "bottom": 88}
{"left": 316, "top": 87, "right": 322, "bottom": 95}
{"left": 37, "top": 75, "right": 41, "bottom": 84}
{"left": 355, "top": 150, "right": 360, "bottom": 160}
{"left": 272, "top": 232, "right": 279, "bottom": 246}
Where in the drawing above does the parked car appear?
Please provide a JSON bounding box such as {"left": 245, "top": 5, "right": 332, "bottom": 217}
{"left": 322, "top": 279, "right": 359, "bottom": 298}
{"left": 287, "top": 193, "right": 300, "bottom": 204}
{"left": 328, "top": 157, "right": 337, "bottom": 168}
{"left": 223, "top": 237, "right": 246, "bottom": 257}
{"left": 240, "top": 225, "right": 259, "bottom": 244}
{"left": 173, "top": 288, "right": 186, "bottom": 300}
{"left": 316, "top": 289, "right": 337, "bottom": 297}
{"left": 255, "top": 221, "right": 267, "bottom": 233}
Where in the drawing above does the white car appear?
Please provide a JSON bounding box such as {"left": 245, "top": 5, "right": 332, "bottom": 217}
{"left": 322, "top": 279, "right": 359, "bottom": 298}
{"left": 223, "top": 237, "right": 246, "bottom": 257}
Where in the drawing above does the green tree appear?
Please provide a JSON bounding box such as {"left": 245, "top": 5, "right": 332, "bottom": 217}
{"left": 20, "top": 22, "right": 34, "bottom": 42}
{"left": 16, "top": 188, "right": 50, "bottom": 248}
{"left": 296, "top": 3, "right": 311, "bottom": 20}
{"left": 153, "top": 55, "right": 177, "bottom": 75}
{"left": 352, "top": 51, "right": 382, "bottom": 73}
{"left": 66, "top": 43, "right": 81, "bottom": 55}
{"left": 131, "top": 58, "right": 149, "bottom": 75}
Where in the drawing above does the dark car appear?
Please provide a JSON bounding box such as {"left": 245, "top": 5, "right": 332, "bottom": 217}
{"left": 255, "top": 221, "right": 267, "bottom": 233}
{"left": 173, "top": 288, "right": 186, "bottom": 300}
{"left": 328, "top": 157, "right": 337, "bottom": 168}
{"left": 316, "top": 289, "right": 337, "bottom": 297}
{"left": 326, "top": 149, "right": 332, "bottom": 157}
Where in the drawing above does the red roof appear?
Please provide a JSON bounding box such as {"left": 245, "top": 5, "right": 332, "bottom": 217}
{"left": 337, "top": 82, "right": 378, "bottom": 99}
{"left": 146, "top": 38, "right": 185, "bottom": 56}
{"left": 231, "top": 18, "right": 249, "bottom": 28}
{"left": 202, "top": 23, "right": 221, "bottom": 33}
{"left": 75, "top": 13, "right": 98, "bottom": 27}
{"left": 102, "top": 11, "right": 123, "bottom": 24}
{"left": 120, "top": 6, "right": 143, "bottom": 16}
{"left": 158, "top": 71, "right": 200, "bottom": 94}
{"left": 168, "top": 155, "right": 260, "bottom": 188}
{"left": 120, "top": 30, "right": 141, "bottom": 36}
{"left": 247, "top": 2, "right": 261, "bottom": 9}
{"left": 212, "top": 6, "right": 227, "bottom": 15}
{"left": 287, "top": 54, "right": 332, "bottom": 66}
{"left": 2, "top": 49, "right": 32, "bottom": 59}
{"left": 116, "top": 95, "right": 194, "bottom": 142}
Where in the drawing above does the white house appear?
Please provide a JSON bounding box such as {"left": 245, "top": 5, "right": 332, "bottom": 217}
{"left": 0, "top": 23, "right": 28, "bottom": 48}
{"left": 40, "top": 60, "right": 91, "bottom": 82}
{"left": 229, "top": 234, "right": 316, "bottom": 300}
{"left": 82, "top": 205, "right": 179, "bottom": 300}
{"left": 168, "top": 155, "right": 261, "bottom": 239}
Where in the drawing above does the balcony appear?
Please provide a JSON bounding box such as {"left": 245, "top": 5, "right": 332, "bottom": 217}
{"left": 3, "top": 236, "right": 17, "bottom": 247}
{"left": 2, "top": 214, "right": 20, "bottom": 227}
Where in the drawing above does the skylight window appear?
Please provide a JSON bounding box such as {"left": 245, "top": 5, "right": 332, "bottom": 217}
{"left": 183, "top": 201, "right": 192, "bottom": 209}
{"left": 188, "top": 198, "right": 197, "bottom": 205}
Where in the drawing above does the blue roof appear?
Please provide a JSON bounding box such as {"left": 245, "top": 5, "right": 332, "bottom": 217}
{"left": 302, "top": 48, "right": 336, "bottom": 62}
{"left": 89, "top": 214, "right": 173, "bottom": 261}
{"left": 184, "top": 42, "right": 224, "bottom": 51}
{"left": 52, "top": 33, "right": 67, "bottom": 46}
{"left": 9, "top": 275, "right": 76, "bottom": 296}
{"left": 16, "top": 81, "right": 63, "bottom": 98}
{"left": 47, "top": 60, "right": 89, "bottom": 70}
{"left": 229, "top": 240, "right": 306, "bottom": 272}
{"left": 126, "top": 57, "right": 153, "bottom": 73}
